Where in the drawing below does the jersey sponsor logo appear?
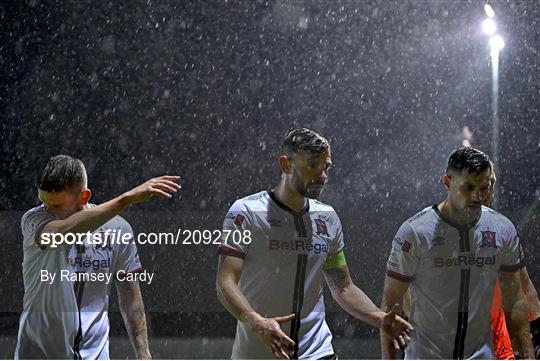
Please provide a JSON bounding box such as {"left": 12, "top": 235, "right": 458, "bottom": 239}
{"left": 69, "top": 255, "right": 111, "bottom": 271}
{"left": 225, "top": 212, "right": 236, "bottom": 220}
{"left": 268, "top": 239, "right": 328, "bottom": 254}
{"left": 234, "top": 214, "right": 246, "bottom": 226}
{"left": 480, "top": 230, "right": 497, "bottom": 248}
{"left": 432, "top": 236, "right": 445, "bottom": 246}
{"left": 314, "top": 218, "right": 330, "bottom": 237}
{"left": 434, "top": 254, "right": 495, "bottom": 268}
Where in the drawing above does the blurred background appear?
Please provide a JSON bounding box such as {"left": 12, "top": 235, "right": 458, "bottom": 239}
{"left": 1, "top": 0, "right": 538, "bottom": 358}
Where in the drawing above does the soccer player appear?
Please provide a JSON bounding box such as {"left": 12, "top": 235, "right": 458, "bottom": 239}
{"left": 216, "top": 128, "right": 412, "bottom": 359}
{"left": 399, "top": 164, "right": 540, "bottom": 359}
{"left": 380, "top": 147, "right": 534, "bottom": 359}
{"left": 15, "top": 155, "right": 181, "bottom": 359}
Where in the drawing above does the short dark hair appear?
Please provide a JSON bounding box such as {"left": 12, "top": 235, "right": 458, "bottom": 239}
{"left": 36, "top": 155, "right": 87, "bottom": 192}
{"left": 446, "top": 147, "right": 492, "bottom": 176}
{"left": 281, "top": 128, "right": 330, "bottom": 156}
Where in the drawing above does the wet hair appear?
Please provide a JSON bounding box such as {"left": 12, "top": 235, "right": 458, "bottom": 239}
{"left": 36, "top": 155, "right": 87, "bottom": 192}
{"left": 281, "top": 128, "right": 330, "bottom": 156}
{"left": 446, "top": 147, "right": 492, "bottom": 176}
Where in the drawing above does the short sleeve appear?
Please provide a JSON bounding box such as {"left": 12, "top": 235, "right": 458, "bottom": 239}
{"left": 217, "top": 200, "right": 252, "bottom": 259}
{"left": 499, "top": 223, "right": 524, "bottom": 272}
{"left": 114, "top": 223, "right": 142, "bottom": 274}
{"left": 21, "top": 208, "right": 56, "bottom": 249}
{"left": 385, "top": 221, "right": 421, "bottom": 283}
{"left": 323, "top": 211, "right": 346, "bottom": 270}
{"left": 328, "top": 211, "right": 344, "bottom": 254}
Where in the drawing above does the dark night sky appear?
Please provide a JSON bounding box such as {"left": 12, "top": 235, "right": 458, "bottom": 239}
{"left": 0, "top": 0, "right": 538, "bottom": 343}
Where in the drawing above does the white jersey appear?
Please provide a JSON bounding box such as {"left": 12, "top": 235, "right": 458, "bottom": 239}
{"left": 15, "top": 205, "right": 79, "bottom": 359}
{"left": 386, "top": 205, "right": 524, "bottom": 359}
{"left": 68, "top": 207, "right": 142, "bottom": 360}
{"left": 15, "top": 204, "right": 142, "bottom": 360}
{"left": 218, "top": 190, "right": 345, "bottom": 360}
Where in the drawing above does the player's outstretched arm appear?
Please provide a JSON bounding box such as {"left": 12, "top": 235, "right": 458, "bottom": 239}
{"left": 378, "top": 275, "right": 412, "bottom": 359}
{"left": 117, "top": 280, "right": 151, "bottom": 359}
{"left": 216, "top": 255, "right": 295, "bottom": 359}
{"left": 37, "top": 176, "right": 181, "bottom": 248}
{"left": 499, "top": 269, "right": 535, "bottom": 359}
{"left": 324, "top": 266, "right": 412, "bottom": 358}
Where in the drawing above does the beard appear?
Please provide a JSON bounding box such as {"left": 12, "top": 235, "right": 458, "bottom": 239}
{"left": 292, "top": 169, "right": 325, "bottom": 199}
{"left": 459, "top": 200, "right": 482, "bottom": 224}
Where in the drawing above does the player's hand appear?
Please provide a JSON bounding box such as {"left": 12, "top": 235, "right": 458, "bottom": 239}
{"left": 250, "top": 313, "right": 296, "bottom": 359}
{"left": 123, "top": 176, "right": 181, "bottom": 205}
{"left": 380, "top": 303, "right": 414, "bottom": 350}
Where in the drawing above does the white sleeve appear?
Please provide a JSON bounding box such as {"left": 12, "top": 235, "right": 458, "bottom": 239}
{"left": 114, "top": 223, "right": 142, "bottom": 274}
{"left": 328, "top": 211, "right": 344, "bottom": 254}
{"left": 21, "top": 208, "right": 56, "bottom": 249}
{"left": 499, "top": 222, "right": 524, "bottom": 272}
{"left": 386, "top": 221, "right": 422, "bottom": 282}
{"left": 217, "top": 200, "right": 252, "bottom": 259}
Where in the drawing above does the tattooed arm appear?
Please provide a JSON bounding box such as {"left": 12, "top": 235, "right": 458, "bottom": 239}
{"left": 117, "top": 280, "right": 151, "bottom": 359}
{"left": 324, "top": 265, "right": 384, "bottom": 326}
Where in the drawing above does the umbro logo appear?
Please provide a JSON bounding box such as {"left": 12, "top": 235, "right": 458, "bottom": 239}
{"left": 432, "top": 236, "right": 445, "bottom": 246}
{"left": 266, "top": 218, "right": 282, "bottom": 227}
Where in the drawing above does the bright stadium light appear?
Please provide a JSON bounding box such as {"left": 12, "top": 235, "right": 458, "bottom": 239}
{"left": 489, "top": 35, "right": 505, "bottom": 52}
{"left": 482, "top": 2, "right": 504, "bottom": 207}
{"left": 484, "top": 4, "right": 495, "bottom": 18}
{"left": 482, "top": 18, "right": 496, "bottom": 35}
{"left": 488, "top": 32, "right": 504, "bottom": 207}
